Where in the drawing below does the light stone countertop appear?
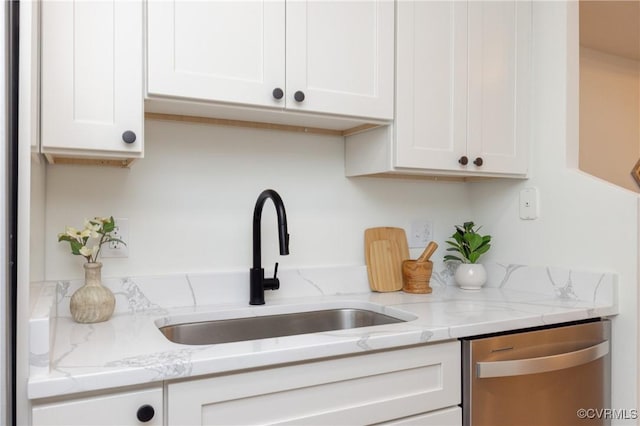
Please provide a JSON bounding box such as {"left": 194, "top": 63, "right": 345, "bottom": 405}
{"left": 28, "top": 263, "right": 617, "bottom": 400}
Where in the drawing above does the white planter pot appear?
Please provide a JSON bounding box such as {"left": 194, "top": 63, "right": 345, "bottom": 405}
{"left": 454, "top": 263, "right": 487, "bottom": 290}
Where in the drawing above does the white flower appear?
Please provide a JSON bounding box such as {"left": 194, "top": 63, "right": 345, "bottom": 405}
{"left": 84, "top": 219, "right": 101, "bottom": 238}
{"left": 59, "top": 216, "right": 122, "bottom": 263}
{"left": 64, "top": 227, "right": 84, "bottom": 242}
{"left": 89, "top": 217, "right": 109, "bottom": 229}
{"left": 79, "top": 245, "right": 98, "bottom": 259}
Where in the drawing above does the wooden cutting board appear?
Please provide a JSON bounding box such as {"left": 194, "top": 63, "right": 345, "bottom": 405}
{"left": 365, "top": 227, "right": 410, "bottom": 292}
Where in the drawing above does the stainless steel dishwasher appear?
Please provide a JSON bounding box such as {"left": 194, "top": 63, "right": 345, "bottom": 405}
{"left": 462, "top": 319, "right": 611, "bottom": 426}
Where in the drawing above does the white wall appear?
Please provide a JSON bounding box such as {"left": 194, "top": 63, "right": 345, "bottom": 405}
{"left": 44, "top": 121, "right": 472, "bottom": 280}
{"left": 470, "top": 3, "right": 638, "bottom": 421}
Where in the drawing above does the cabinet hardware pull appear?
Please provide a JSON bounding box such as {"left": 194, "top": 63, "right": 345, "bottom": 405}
{"left": 473, "top": 157, "right": 484, "bottom": 166}
{"left": 272, "top": 88, "right": 284, "bottom": 100}
{"left": 122, "top": 131, "right": 137, "bottom": 144}
{"left": 294, "top": 91, "right": 305, "bottom": 102}
{"left": 458, "top": 156, "right": 469, "bottom": 166}
{"left": 136, "top": 404, "right": 155, "bottom": 423}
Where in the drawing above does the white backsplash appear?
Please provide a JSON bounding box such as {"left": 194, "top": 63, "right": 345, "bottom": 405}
{"left": 35, "top": 262, "right": 616, "bottom": 319}
{"left": 44, "top": 120, "right": 472, "bottom": 281}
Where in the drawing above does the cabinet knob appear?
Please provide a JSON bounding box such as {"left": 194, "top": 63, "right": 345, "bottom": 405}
{"left": 136, "top": 404, "right": 155, "bottom": 423}
{"left": 473, "top": 157, "right": 484, "bottom": 166}
{"left": 458, "top": 156, "right": 469, "bottom": 166}
{"left": 122, "top": 131, "right": 137, "bottom": 144}
{"left": 272, "top": 88, "right": 284, "bottom": 100}
{"left": 294, "top": 91, "right": 305, "bottom": 102}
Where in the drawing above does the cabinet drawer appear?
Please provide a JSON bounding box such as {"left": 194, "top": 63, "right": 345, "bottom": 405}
{"left": 167, "top": 341, "right": 460, "bottom": 425}
{"left": 32, "top": 386, "right": 163, "bottom": 426}
{"left": 380, "top": 407, "right": 462, "bottom": 426}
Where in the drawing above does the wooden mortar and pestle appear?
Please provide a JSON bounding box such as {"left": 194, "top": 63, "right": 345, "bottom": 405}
{"left": 402, "top": 241, "right": 438, "bottom": 294}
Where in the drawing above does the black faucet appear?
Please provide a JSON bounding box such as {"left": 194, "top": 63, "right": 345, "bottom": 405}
{"left": 250, "top": 189, "right": 290, "bottom": 305}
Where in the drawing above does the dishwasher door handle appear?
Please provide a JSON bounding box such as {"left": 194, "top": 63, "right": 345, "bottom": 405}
{"left": 476, "top": 340, "right": 609, "bottom": 378}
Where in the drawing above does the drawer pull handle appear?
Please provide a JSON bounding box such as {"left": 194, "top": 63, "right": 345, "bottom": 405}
{"left": 458, "top": 156, "right": 469, "bottom": 166}
{"left": 136, "top": 404, "right": 155, "bottom": 423}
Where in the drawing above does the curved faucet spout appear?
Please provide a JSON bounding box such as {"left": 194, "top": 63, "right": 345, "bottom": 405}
{"left": 250, "top": 189, "right": 290, "bottom": 305}
{"left": 253, "top": 189, "right": 289, "bottom": 266}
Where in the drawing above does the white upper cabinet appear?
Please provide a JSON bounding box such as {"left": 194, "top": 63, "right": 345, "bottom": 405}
{"left": 146, "top": 0, "right": 394, "bottom": 122}
{"left": 41, "top": 0, "right": 144, "bottom": 163}
{"left": 147, "top": 1, "right": 285, "bottom": 109}
{"left": 346, "top": 0, "right": 531, "bottom": 178}
{"left": 285, "top": 1, "right": 394, "bottom": 119}
{"left": 466, "top": 1, "right": 531, "bottom": 175}
{"left": 394, "top": 1, "right": 468, "bottom": 170}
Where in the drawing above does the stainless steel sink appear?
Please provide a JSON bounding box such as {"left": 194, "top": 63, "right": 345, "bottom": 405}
{"left": 159, "top": 308, "right": 406, "bottom": 345}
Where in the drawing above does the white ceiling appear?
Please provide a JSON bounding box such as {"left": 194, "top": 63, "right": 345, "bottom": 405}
{"left": 580, "top": 0, "right": 640, "bottom": 61}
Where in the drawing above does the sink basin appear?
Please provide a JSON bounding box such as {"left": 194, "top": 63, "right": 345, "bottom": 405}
{"left": 159, "top": 308, "right": 407, "bottom": 345}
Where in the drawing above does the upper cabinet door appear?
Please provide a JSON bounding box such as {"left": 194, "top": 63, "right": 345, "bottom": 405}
{"left": 394, "top": 1, "right": 468, "bottom": 170}
{"left": 147, "top": 1, "right": 286, "bottom": 109}
{"left": 345, "top": 0, "right": 531, "bottom": 178}
{"left": 466, "top": 1, "right": 531, "bottom": 175}
{"left": 41, "top": 0, "right": 143, "bottom": 159}
{"left": 286, "top": 1, "right": 394, "bottom": 120}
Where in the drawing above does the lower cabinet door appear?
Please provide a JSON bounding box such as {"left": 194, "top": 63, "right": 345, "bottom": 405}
{"left": 31, "top": 386, "right": 163, "bottom": 426}
{"left": 167, "top": 341, "right": 460, "bottom": 425}
{"left": 380, "top": 407, "right": 462, "bottom": 426}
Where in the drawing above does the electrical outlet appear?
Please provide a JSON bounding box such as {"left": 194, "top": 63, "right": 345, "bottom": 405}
{"left": 409, "top": 220, "right": 433, "bottom": 248}
{"left": 101, "top": 218, "right": 129, "bottom": 258}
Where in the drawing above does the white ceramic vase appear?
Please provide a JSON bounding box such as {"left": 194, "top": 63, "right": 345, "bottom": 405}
{"left": 70, "top": 262, "right": 115, "bottom": 323}
{"left": 454, "top": 263, "right": 487, "bottom": 290}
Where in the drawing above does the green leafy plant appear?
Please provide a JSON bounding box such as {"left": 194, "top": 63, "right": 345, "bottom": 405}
{"left": 58, "top": 216, "right": 125, "bottom": 263}
{"left": 444, "top": 221, "right": 491, "bottom": 264}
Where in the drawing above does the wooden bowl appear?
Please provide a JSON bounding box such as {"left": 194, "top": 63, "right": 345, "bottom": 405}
{"left": 402, "top": 260, "right": 433, "bottom": 294}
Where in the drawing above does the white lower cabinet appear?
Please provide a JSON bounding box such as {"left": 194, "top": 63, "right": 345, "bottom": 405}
{"left": 30, "top": 342, "right": 460, "bottom": 426}
{"left": 380, "top": 407, "right": 462, "bottom": 426}
{"left": 31, "top": 386, "right": 163, "bottom": 426}
{"left": 166, "top": 341, "right": 461, "bottom": 425}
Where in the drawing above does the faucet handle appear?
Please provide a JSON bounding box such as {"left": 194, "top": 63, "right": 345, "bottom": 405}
{"left": 263, "top": 263, "right": 280, "bottom": 291}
